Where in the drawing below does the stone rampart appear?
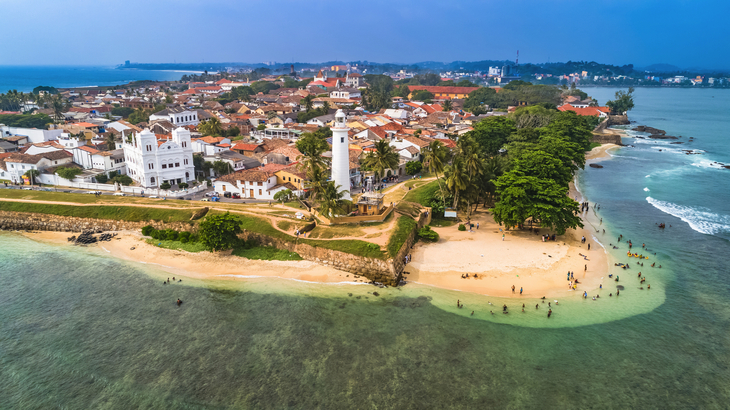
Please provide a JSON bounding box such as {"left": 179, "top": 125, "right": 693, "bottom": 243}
{"left": 0, "top": 211, "right": 195, "bottom": 233}
{"left": 238, "top": 230, "right": 398, "bottom": 285}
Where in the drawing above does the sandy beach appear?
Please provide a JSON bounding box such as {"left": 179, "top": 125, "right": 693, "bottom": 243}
{"left": 21, "top": 230, "right": 358, "bottom": 285}
{"left": 404, "top": 143, "right": 617, "bottom": 299}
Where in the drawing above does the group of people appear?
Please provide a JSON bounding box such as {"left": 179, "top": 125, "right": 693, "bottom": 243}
{"left": 404, "top": 254, "right": 412, "bottom": 264}
{"left": 461, "top": 273, "right": 478, "bottom": 279}
{"left": 542, "top": 234, "right": 557, "bottom": 242}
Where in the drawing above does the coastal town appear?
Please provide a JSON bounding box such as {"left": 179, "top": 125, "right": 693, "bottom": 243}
{"left": 0, "top": 64, "right": 640, "bottom": 302}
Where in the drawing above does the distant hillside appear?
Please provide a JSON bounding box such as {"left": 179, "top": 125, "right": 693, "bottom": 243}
{"left": 642, "top": 63, "right": 682, "bottom": 73}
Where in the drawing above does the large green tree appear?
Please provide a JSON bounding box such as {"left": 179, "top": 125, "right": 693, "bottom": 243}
{"left": 467, "top": 116, "right": 516, "bottom": 156}
{"left": 606, "top": 87, "right": 635, "bottom": 114}
{"left": 198, "top": 117, "right": 223, "bottom": 137}
{"left": 199, "top": 212, "right": 242, "bottom": 251}
{"left": 421, "top": 139, "right": 450, "bottom": 207}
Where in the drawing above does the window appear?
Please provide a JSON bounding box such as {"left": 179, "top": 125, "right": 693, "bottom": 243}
{"left": 148, "top": 163, "right": 154, "bottom": 170}
{"left": 146, "top": 145, "right": 152, "bottom": 152}
{"left": 258, "top": 189, "right": 262, "bottom": 196}
{"left": 341, "top": 137, "right": 344, "bottom": 143}
{"left": 151, "top": 177, "right": 155, "bottom": 184}
{"left": 184, "top": 159, "right": 188, "bottom": 165}
{"left": 182, "top": 141, "right": 186, "bottom": 148}
{"left": 257, "top": 182, "right": 263, "bottom": 186}
{"left": 162, "top": 164, "right": 167, "bottom": 169}
{"left": 175, "top": 162, "right": 180, "bottom": 167}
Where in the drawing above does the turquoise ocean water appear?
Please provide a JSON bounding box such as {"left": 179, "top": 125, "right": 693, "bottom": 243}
{"left": 2, "top": 88, "right": 730, "bottom": 408}
{"left": 0, "top": 66, "right": 196, "bottom": 93}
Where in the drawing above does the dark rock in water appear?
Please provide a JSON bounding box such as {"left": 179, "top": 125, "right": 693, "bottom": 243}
{"left": 589, "top": 164, "right": 604, "bottom": 169}
{"left": 633, "top": 126, "right": 666, "bottom": 135}
{"left": 670, "top": 142, "right": 684, "bottom": 144}
{"left": 723, "top": 166, "right": 730, "bottom": 169}
{"left": 616, "top": 285, "right": 625, "bottom": 290}
{"left": 648, "top": 134, "right": 678, "bottom": 140}
{"left": 373, "top": 292, "right": 380, "bottom": 297}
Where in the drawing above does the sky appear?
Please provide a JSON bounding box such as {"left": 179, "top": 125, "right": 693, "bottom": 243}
{"left": 1, "top": 0, "right": 729, "bottom": 69}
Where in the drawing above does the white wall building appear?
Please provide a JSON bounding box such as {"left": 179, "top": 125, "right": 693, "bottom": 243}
{"left": 0, "top": 125, "right": 62, "bottom": 144}
{"left": 123, "top": 128, "right": 195, "bottom": 188}
{"left": 213, "top": 169, "right": 296, "bottom": 200}
{"left": 331, "top": 110, "right": 351, "bottom": 200}
{"left": 149, "top": 107, "right": 200, "bottom": 127}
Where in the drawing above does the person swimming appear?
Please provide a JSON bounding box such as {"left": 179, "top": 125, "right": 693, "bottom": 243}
{"left": 176, "top": 298, "right": 182, "bottom": 306}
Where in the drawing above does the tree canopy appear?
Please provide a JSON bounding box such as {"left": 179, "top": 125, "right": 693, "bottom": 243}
{"left": 606, "top": 87, "right": 635, "bottom": 114}
{"left": 199, "top": 212, "right": 242, "bottom": 251}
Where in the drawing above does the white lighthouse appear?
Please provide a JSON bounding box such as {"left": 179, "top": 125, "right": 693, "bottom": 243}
{"left": 331, "top": 109, "right": 351, "bottom": 200}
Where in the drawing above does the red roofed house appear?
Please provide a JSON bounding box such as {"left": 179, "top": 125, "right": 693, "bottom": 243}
{"left": 213, "top": 168, "right": 299, "bottom": 200}
{"left": 232, "top": 143, "right": 265, "bottom": 156}
{"left": 557, "top": 104, "right": 609, "bottom": 118}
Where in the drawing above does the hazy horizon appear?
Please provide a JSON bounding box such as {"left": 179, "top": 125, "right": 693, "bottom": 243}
{"left": 2, "top": 0, "right": 728, "bottom": 69}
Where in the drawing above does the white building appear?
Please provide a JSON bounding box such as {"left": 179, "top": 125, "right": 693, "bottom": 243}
{"left": 2, "top": 151, "right": 74, "bottom": 184}
{"left": 0, "top": 125, "right": 62, "bottom": 144}
{"left": 213, "top": 169, "right": 296, "bottom": 200}
{"left": 123, "top": 128, "right": 195, "bottom": 188}
{"left": 331, "top": 109, "right": 351, "bottom": 200}
{"left": 149, "top": 107, "right": 200, "bottom": 127}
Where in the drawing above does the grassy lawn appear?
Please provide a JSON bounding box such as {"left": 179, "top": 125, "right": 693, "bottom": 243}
{"left": 146, "top": 238, "right": 207, "bottom": 253}
{"left": 386, "top": 216, "right": 417, "bottom": 258}
{"left": 232, "top": 246, "right": 302, "bottom": 261}
{"left": 402, "top": 180, "right": 440, "bottom": 206}
{"left": 308, "top": 224, "right": 365, "bottom": 239}
{"left": 0, "top": 201, "right": 197, "bottom": 223}
{"left": 236, "top": 214, "right": 385, "bottom": 259}
{"left": 588, "top": 142, "right": 602, "bottom": 151}
{"left": 0, "top": 189, "right": 200, "bottom": 208}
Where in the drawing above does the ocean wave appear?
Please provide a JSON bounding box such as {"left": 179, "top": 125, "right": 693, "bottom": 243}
{"left": 646, "top": 197, "right": 730, "bottom": 235}
{"left": 690, "top": 159, "right": 725, "bottom": 169}
{"left": 645, "top": 175, "right": 651, "bottom": 178}
{"left": 644, "top": 187, "right": 650, "bottom": 192}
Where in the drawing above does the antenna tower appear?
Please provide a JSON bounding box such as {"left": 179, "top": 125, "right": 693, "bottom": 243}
{"left": 516, "top": 50, "right": 519, "bottom": 65}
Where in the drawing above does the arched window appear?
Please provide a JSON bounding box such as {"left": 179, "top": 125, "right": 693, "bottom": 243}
{"left": 150, "top": 177, "right": 155, "bottom": 184}
{"left": 185, "top": 172, "right": 189, "bottom": 178}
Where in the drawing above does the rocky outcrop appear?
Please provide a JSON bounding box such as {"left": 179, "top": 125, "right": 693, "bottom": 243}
{"left": 608, "top": 115, "right": 629, "bottom": 126}
{"left": 632, "top": 125, "right": 665, "bottom": 135}
{"left": 589, "top": 164, "right": 604, "bottom": 168}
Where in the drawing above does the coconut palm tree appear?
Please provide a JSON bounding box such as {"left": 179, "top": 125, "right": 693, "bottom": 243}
{"left": 442, "top": 100, "right": 453, "bottom": 111}
{"left": 318, "top": 181, "right": 346, "bottom": 217}
{"left": 321, "top": 101, "right": 331, "bottom": 113}
{"left": 361, "top": 140, "right": 399, "bottom": 182}
{"left": 51, "top": 96, "right": 65, "bottom": 123}
{"left": 445, "top": 156, "right": 469, "bottom": 211}
{"left": 421, "top": 139, "right": 450, "bottom": 205}
{"left": 302, "top": 94, "right": 315, "bottom": 112}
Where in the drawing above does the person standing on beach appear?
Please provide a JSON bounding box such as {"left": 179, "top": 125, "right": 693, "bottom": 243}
{"left": 502, "top": 234, "right": 505, "bottom": 241}
{"left": 512, "top": 285, "right": 515, "bottom": 293}
{"left": 520, "top": 287, "right": 523, "bottom": 295}
{"left": 588, "top": 243, "right": 591, "bottom": 251}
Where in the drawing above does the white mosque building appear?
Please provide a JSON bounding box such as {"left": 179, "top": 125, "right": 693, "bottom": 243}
{"left": 330, "top": 109, "right": 351, "bottom": 200}
{"left": 123, "top": 127, "right": 195, "bottom": 188}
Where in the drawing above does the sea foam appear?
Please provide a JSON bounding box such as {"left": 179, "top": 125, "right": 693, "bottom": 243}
{"left": 646, "top": 197, "right": 730, "bottom": 235}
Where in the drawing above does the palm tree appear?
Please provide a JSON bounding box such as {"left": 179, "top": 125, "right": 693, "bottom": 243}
{"left": 105, "top": 132, "right": 117, "bottom": 151}
{"left": 51, "top": 96, "right": 65, "bottom": 123}
{"left": 442, "top": 100, "right": 453, "bottom": 111}
{"left": 304, "top": 165, "right": 328, "bottom": 202}
{"left": 302, "top": 94, "right": 314, "bottom": 112}
{"left": 361, "top": 140, "right": 399, "bottom": 182}
{"left": 421, "top": 140, "right": 450, "bottom": 205}
{"left": 199, "top": 117, "right": 223, "bottom": 136}
{"left": 445, "top": 157, "right": 469, "bottom": 211}
{"left": 321, "top": 101, "right": 331, "bottom": 113}
{"left": 318, "top": 181, "right": 346, "bottom": 217}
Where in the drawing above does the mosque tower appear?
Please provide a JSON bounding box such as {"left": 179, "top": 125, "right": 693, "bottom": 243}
{"left": 331, "top": 109, "right": 351, "bottom": 200}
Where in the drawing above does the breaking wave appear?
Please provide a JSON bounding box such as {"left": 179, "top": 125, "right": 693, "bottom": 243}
{"left": 646, "top": 197, "right": 730, "bottom": 235}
